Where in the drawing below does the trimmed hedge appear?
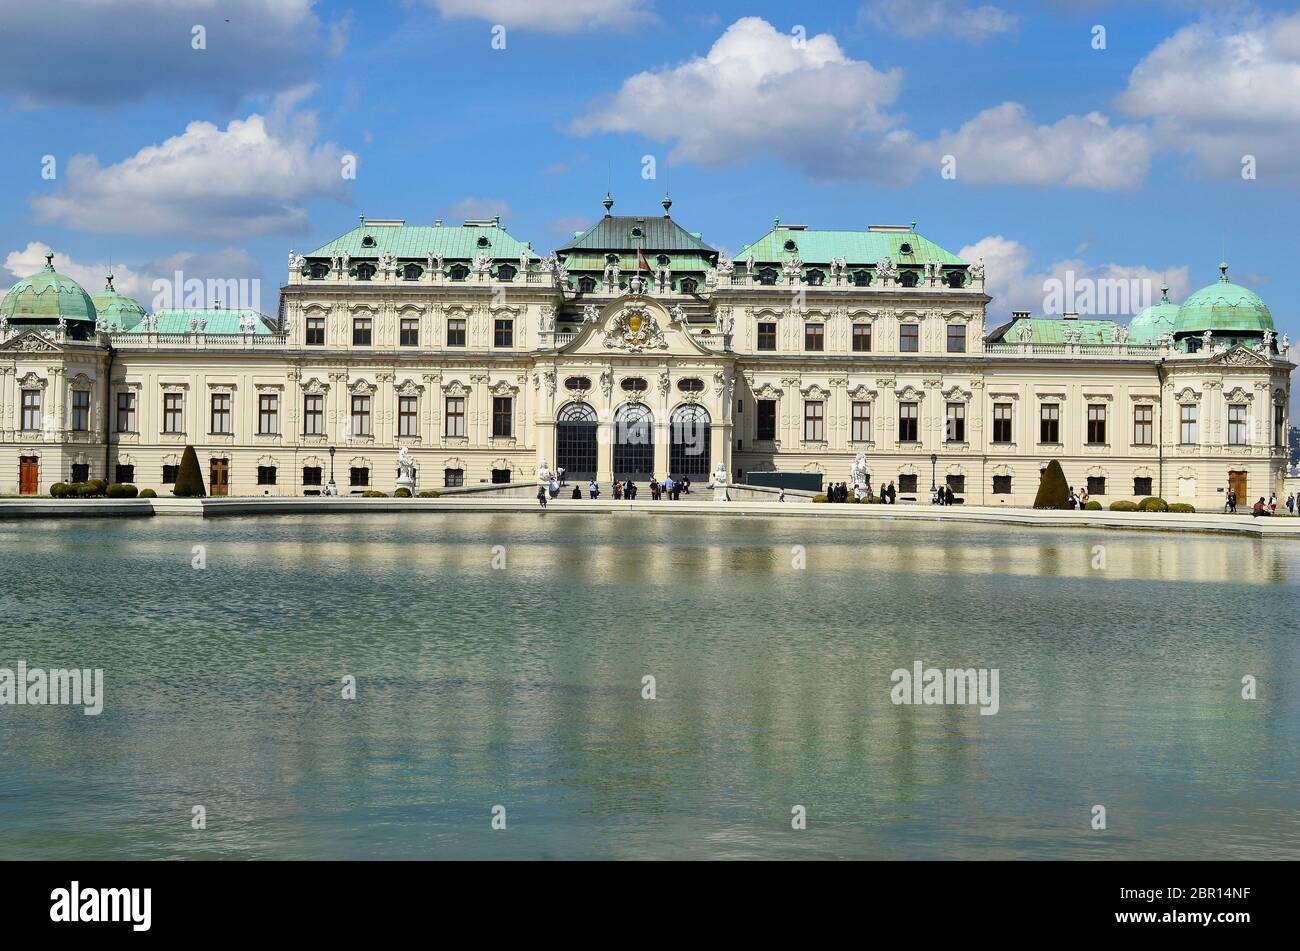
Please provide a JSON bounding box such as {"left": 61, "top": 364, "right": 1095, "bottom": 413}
{"left": 1168, "top": 502, "right": 1195, "bottom": 513}
{"left": 106, "top": 483, "right": 138, "bottom": 498}
{"left": 173, "top": 445, "right": 206, "bottom": 497}
{"left": 394, "top": 487, "right": 412, "bottom": 498}
{"left": 1109, "top": 500, "right": 1138, "bottom": 512}
{"left": 362, "top": 490, "right": 387, "bottom": 498}
{"left": 812, "top": 494, "right": 828, "bottom": 503}
{"left": 1083, "top": 500, "right": 1102, "bottom": 510}
{"left": 139, "top": 488, "right": 158, "bottom": 498}
{"left": 417, "top": 490, "right": 440, "bottom": 498}
{"left": 1137, "top": 497, "right": 1169, "bottom": 512}
{"left": 50, "top": 482, "right": 70, "bottom": 498}
{"left": 1033, "top": 460, "right": 1071, "bottom": 510}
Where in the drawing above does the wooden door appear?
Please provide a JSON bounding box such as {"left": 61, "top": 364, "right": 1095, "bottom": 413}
{"left": 1228, "top": 470, "right": 1247, "bottom": 504}
{"left": 210, "top": 459, "right": 230, "bottom": 497}
{"left": 19, "top": 456, "right": 39, "bottom": 495}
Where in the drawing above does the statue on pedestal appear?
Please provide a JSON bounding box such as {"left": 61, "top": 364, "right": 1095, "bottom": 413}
{"left": 536, "top": 459, "right": 553, "bottom": 486}
{"left": 396, "top": 447, "right": 417, "bottom": 496}
{"left": 850, "top": 452, "right": 870, "bottom": 491}
{"left": 711, "top": 461, "right": 730, "bottom": 502}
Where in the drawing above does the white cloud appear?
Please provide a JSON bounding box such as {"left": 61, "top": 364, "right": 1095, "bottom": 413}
{"left": 425, "top": 0, "right": 653, "bottom": 33}
{"left": 30, "top": 91, "right": 349, "bottom": 240}
{"left": 571, "top": 17, "right": 1148, "bottom": 189}
{"left": 861, "top": 0, "right": 1016, "bottom": 42}
{"left": 445, "top": 198, "right": 512, "bottom": 223}
{"left": 571, "top": 17, "right": 916, "bottom": 183}
{"left": 960, "top": 235, "right": 1189, "bottom": 322}
{"left": 930, "top": 102, "right": 1152, "bottom": 189}
{"left": 1117, "top": 11, "right": 1300, "bottom": 184}
{"left": 0, "top": 0, "right": 347, "bottom": 107}
{"left": 5, "top": 242, "right": 263, "bottom": 309}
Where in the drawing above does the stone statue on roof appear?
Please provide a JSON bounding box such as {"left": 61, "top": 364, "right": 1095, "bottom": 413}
{"left": 878, "top": 256, "right": 897, "bottom": 284}
{"left": 288, "top": 251, "right": 305, "bottom": 272}
{"left": 970, "top": 258, "right": 984, "bottom": 281}
{"left": 1016, "top": 321, "right": 1033, "bottom": 343}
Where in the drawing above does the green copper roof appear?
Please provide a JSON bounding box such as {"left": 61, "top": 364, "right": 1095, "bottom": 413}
{"left": 999, "top": 317, "right": 1120, "bottom": 345}
{"left": 558, "top": 212, "right": 716, "bottom": 254}
{"left": 1127, "top": 282, "right": 1180, "bottom": 344}
{"left": 91, "top": 274, "right": 148, "bottom": 331}
{"left": 120, "top": 310, "right": 273, "bottom": 334}
{"left": 0, "top": 253, "right": 97, "bottom": 323}
{"left": 1176, "top": 263, "right": 1273, "bottom": 335}
{"left": 560, "top": 251, "right": 715, "bottom": 272}
{"left": 307, "top": 222, "right": 536, "bottom": 261}
{"left": 736, "top": 227, "right": 967, "bottom": 266}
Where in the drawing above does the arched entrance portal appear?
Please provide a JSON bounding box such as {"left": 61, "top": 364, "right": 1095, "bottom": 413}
{"left": 669, "top": 404, "right": 711, "bottom": 480}
{"left": 555, "top": 402, "right": 598, "bottom": 481}
{"left": 613, "top": 403, "right": 654, "bottom": 480}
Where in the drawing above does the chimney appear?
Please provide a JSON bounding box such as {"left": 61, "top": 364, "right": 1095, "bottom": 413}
{"left": 434, "top": 219, "right": 443, "bottom": 227}
{"left": 1063, "top": 311, "right": 1078, "bottom": 321}
{"left": 1011, "top": 310, "right": 1030, "bottom": 321}
{"left": 212, "top": 298, "right": 221, "bottom": 310}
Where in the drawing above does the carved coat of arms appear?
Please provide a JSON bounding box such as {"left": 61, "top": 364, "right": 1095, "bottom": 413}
{"left": 603, "top": 304, "right": 667, "bottom": 352}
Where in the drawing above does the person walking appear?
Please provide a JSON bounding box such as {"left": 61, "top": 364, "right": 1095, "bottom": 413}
{"left": 588, "top": 479, "right": 599, "bottom": 500}
{"left": 664, "top": 475, "right": 675, "bottom": 500}
{"left": 549, "top": 476, "right": 559, "bottom": 499}
{"left": 1288, "top": 493, "right": 1295, "bottom": 516}
{"left": 536, "top": 485, "right": 548, "bottom": 508}
{"left": 778, "top": 487, "right": 786, "bottom": 502}
{"left": 613, "top": 480, "right": 622, "bottom": 501}
{"left": 1269, "top": 491, "right": 1277, "bottom": 515}
{"left": 557, "top": 466, "right": 566, "bottom": 487}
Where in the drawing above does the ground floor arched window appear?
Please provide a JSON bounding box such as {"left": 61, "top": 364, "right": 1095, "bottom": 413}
{"left": 669, "top": 404, "right": 711, "bottom": 480}
{"left": 613, "top": 404, "right": 654, "bottom": 479}
{"left": 556, "top": 401, "right": 598, "bottom": 481}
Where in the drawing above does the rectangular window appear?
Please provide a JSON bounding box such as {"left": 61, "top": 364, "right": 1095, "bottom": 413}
{"left": 494, "top": 318, "right": 513, "bottom": 348}
{"left": 302, "top": 466, "right": 322, "bottom": 487}
{"left": 350, "top": 467, "right": 370, "bottom": 487}
{"left": 352, "top": 317, "right": 372, "bottom": 346}
{"left": 400, "top": 317, "right": 419, "bottom": 347}
{"left": 444, "top": 468, "right": 464, "bottom": 488}
{"left": 71, "top": 463, "right": 89, "bottom": 483}
{"left": 756, "top": 399, "right": 777, "bottom": 441}
{"left": 115, "top": 464, "right": 134, "bottom": 484}
{"left": 946, "top": 402, "right": 965, "bottom": 442}
{"left": 1134, "top": 476, "right": 1153, "bottom": 496}
{"left": 1275, "top": 404, "right": 1285, "bottom": 447}
{"left": 992, "top": 474, "right": 1012, "bottom": 495}
{"left": 1227, "top": 404, "right": 1247, "bottom": 445}
{"left": 993, "top": 403, "right": 1012, "bottom": 443}
{"left": 258, "top": 393, "right": 279, "bottom": 435}
{"left": 1086, "top": 404, "right": 1107, "bottom": 444}
{"left": 162, "top": 465, "right": 179, "bottom": 485}
{"left": 898, "top": 474, "right": 918, "bottom": 494}
{"left": 21, "top": 390, "right": 41, "bottom": 431}
{"left": 945, "top": 474, "right": 966, "bottom": 494}
{"left": 492, "top": 396, "right": 513, "bottom": 437}
{"left": 446, "top": 318, "right": 466, "bottom": 347}
{"left": 851, "top": 401, "right": 871, "bottom": 442}
{"left": 257, "top": 465, "right": 277, "bottom": 486}
{"left": 756, "top": 322, "right": 777, "bottom": 351}
{"left": 445, "top": 396, "right": 466, "bottom": 438}
{"left": 210, "top": 393, "right": 231, "bottom": 435}
{"left": 803, "top": 323, "right": 824, "bottom": 352}
{"left": 946, "top": 323, "right": 966, "bottom": 353}
{"left": 803, "top": 401, "right": 824, "bottom": 442}
{"left": 163, "top": 392, "right": 184, "bottom": 434}
{"left": 398, "top": 395, "right": 418, "bottom": 437}
{"left": 70, "top": 390, "right": 90, "bottom": 432}
{"left": 852, "top": 324, "right": 872, "bottom": 352}
{"left": 305, "top": 316, "right": 325, "bottom": 346}
{"left": 1133, "top": 405, "right": 1153, "bottom": 446}
{"left": 898, "top": 402, "right": 919, "bottom": 442}
{"left": 1040, "top": 403, "right": 1060, "bottom": 444}
{"left": 900, "top": 324, "right": 919, "bottom": 352}
{"left": 116, "top": 391, "right": 136, "bottom": 433}
{"left": 1179, "top": 404, "right": 1198, "bottom": 445}
{"left": 350, "top": 394, "right": 371, "bottom": 436}
{"left": 1086, "top": 476, "right": 1106, "bottom": 496}
{"left": 303, "top": 394, "right": 323, "bottom": 435}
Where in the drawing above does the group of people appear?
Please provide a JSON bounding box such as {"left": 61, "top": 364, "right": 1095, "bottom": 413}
{"left": 1065, "top": 486, "right": 1091, "bottom": 509}
{"left": 537, "top": 475, "right": 694, "bottom": 506}
{"left": 1224, "top": 489, "right": 1296, "bottom": 517}
{"left": 930, "top": 484, "right": 958, "bottom": 505}
{"left": 824, "top": 480, "right": 904, "bottom": 504}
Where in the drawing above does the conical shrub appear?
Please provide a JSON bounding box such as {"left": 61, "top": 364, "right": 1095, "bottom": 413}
{"left": 173, "top": 445, "right": 206, "bottom": 497}
{"left": 1033, "top": 460, "right": 1071, "bottom": 510}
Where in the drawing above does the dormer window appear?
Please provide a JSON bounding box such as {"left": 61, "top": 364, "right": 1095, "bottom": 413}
{"left": 680, "top": 278, "right": 698, "bottom": 294}
{"left": 402, "top": 263, "right": 422, "bottom": 281}
{"left": 806, "top": 269, "right": 825, "bottom": 286}
{"left": 477, "top": 236, "right": 490, "bottom": 248}
{"left": 783, "top": 239, "right": 797, "bottom": 252}
{"left": 361, "top": 236, "right": 376, "bottom": 248}
{"left": 355, "top": 263, "right": 376, "bottom": 281}
{"left": 310, "top": 262, "right": 330, "bottom": 279}
{"left": 899, "top": 242, "right": 912, "bottom": 255}
{"left": 606, "top": 253, "right": 619, "bottom": 264}
{"left": 656, "top": 254, "right": 670, "bottom": 267}
{"left": 758, "top": 267, "right": 777, "bottom": 286}
{"left": 578, "top": 276, "right": 597, "bottom": 293}
{"left": 947, "top": 270, "right": 964, "bottom": 288}
{"left": 899, "top": 270, "right": 919, "bottom": 287}
{"left": 496, "top": 263, "right": 517, "bottom": 281}
{"left": 631, "top": 227, "right": 644, "bottom": 238}
{"left": 449, "top": 263, "right": 470, "bottom": 281}
{"left": 853, "top": 270, "right": 871, "bottom": 286}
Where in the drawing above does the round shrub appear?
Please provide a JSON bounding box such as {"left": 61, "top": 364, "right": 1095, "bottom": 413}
{"left": 417, "top": 490, "right": 440, "bottom": 498}
{"left": 394, "top": 487, "right": 412, "bottom": 498}
{"left": 106, "top": 483, "right": 138, "bottom": 499}
{"left": 1109, "top": 500, "right": 1138, "bottom": 512}
{"left": 1083, "top": 500, "right": 1102, "bottom": 510}
{"left": 362, "top": 490, "right": 387, "bottom": 498}
{"left": 139, "top": 488, "right": 157, "bottom": 498}
{"left": 50, "top": 482, "right": 70, "bottom": 498}
{"left": 812, "top": 494, "right": 828, "bottom": 503}
{"left": 1137, "top": 497, "right": 1169, "bottom": 512}
{"left": 75, "top": 481, "right": 101, "bottom": 498}
{"left": 1168, "top": 502, "right": 1195, "bottom": 513}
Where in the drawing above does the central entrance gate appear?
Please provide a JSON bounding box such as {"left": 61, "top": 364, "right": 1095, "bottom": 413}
{"left": 555, "top": 401, "right": 598, "bottom": 482}
{"left": 613, "top": 404, "right": 654, "bottom": 480}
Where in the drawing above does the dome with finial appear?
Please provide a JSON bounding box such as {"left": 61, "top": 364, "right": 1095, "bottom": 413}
{"left": 1176, "top": 262, "right": 1273, "bottom": 336}
{"left": 1127, "top": 281, "right": 1179, "bottom": 343}
{"left": 91, "top": 273, "right": 148, "bottom": 331}
{"left": 661, "top": 193, "right": 673, "bottom": 216}
{"left": 0, "top": 252, "right": 98, "bottom": 324}
{"left": 602, "top": 192, "right": 614, "bottom": 216}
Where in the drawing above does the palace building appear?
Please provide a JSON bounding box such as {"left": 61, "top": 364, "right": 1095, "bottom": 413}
{"left": 0, "top": 197, "right": 1291, "bottom": 507}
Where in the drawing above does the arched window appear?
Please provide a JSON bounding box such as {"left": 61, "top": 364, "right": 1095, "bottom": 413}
{"left": 402, "top": 263, "right": 422, "bottom": 281}
{"left": 758, "top": 267, "right": 778, "bottom": 286}
{"left": 449, "top": 263, "right": 470, "bottom": 281}
{"left": 496, "top": 263, "right": 517, "bottom": 281}
{"left": 477, "top": 236, "right": 491, "bottom": 248}
{"left": 556, "top": 402, "right": 598, "bottom": 481}
{"left": 578, "top": 276, "right": 597, "bottom": 293}
{"left": 361, "top": 236, "right": 376, "bottom": 248}
{"left": 670, "top": 404, "right": 711, "bottom": 479}
{"left": 310, "top": 262, "right": 330, "bottom": 279}
{"left": 621, "top": 377, "right": 648, "bottom": 393}
{"left": 853, "top": 270, "right": 871, "bottom": 286}
{"left": 355, "top": 263, "right": 376, "bottom": 281}
{"left": 680, "top": 278, "right": 698, "bottom": 294}
{"left": 899, "top": 241, "right": 913, "bottom": 255}
{"left": 677, "top": 377, "right": 705, "bottom": 393}
{"left": 613, "top": 404, "right": 654, "bottom": 479}
{"left": 899, "top": 270, "right": 919, "bottom": 287}
{"left": 806, "top": 269, "right": 825, "bottom": 286}
{"left": 783, "top": 239, "right": 798, "bottom": 252}
{"left": 947, "top": 270, "right": 965, "bottom": 288}
{"left": 656, "top": 254, "right": 670, "bottom": 267}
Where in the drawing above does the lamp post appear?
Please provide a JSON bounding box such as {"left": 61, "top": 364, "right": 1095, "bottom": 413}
{"left": 328, "top": 446, "right": 336, "bottom": 493}
{"left": 930, "top": 453, "right": 938, "bottom": 494}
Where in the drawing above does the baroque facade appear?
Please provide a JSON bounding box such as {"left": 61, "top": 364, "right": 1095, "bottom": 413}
{"left": 0, "top": 201, "right": 1291, "bottom": 507}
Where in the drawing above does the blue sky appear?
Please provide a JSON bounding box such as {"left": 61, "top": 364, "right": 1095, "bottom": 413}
{"left": 1, "top": 0, "right": 1296, "bottom": 338}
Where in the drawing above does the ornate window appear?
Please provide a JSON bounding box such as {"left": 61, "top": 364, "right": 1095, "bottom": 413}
{"left": 621, "top": 377, "right": 648, "bottom": 393}
{"left": 803, "top": 401, "right": 824, "bottom": 442}
{"left": 946, "top": 402, "right": 965, "bottom": 442}
{"left": 402, "top": 263, "right": 422, "bottom": 281}
{"left": 115, "top": 464, "right": 135, "bottom": 484}
{"left": 851, "top": 401, "right": 871, "bottom": 442}
{"left": 350, "top": 466, "right": 370, "bottom": 487}
{"left": 757, "top": 399, "right": 777, "bottom": 440}
{"left": 449, "top": 263, "right": 470, "bottom": 282}
{"left": 806, "top": 269, "right": 825, "bottom": 286}
{"left": 303, "top": 395, "right": 324, "bottom": 435}
{"left": 852, "top": 324, "right": 872, "bottom": 352}
{"left": 210, "top": 393, "right": 231, "bottom": 435}
{"left": 497, "top": 263, "right": 517, "bottom": 281}
{"left": 1134, "top": 476, "right": 1153, "bottom": 496}
{"left": 758, "top": 267, "right": 777, "bottom": 285}
{"left": 1227, "top": 404, "right": 1248, "bottom": 445}
{"left": 669, "top": 404, "right": 711, "bottom": 479}
{"left": 947, "top": 322, "right": 967, "bottom": 353}
{"left": 71, "top": 390, "right": 91, "bottom": 432}
{"left": 1133, "top": 405, "right": 1153, "bottom": 446}
{"left": 302, "top": 466, "right": 322, "bottom": 487}
{"left": 115, "top": 391, "right": 136, "bottom": 433}
{"left": 361, "top": 236, "right": 376, "bottom": 248}
{"left": 492, "top": 396, "right": 513, "bottom": 437}
{"left": 565, "top": 376, "right": 591, "bottom": 392}
{"left": 947, "top": 270, "right": 965, "bottom": 288}
{"left": 446, "top": 318, "right": 466, "bottom": 347}
{"left": 309, "top": 262, "right": 329, "bottom": 279}
{"left": 445, "top": 396, "right": 466, "bottom": 437}
{"left": 853, "top": 270, "right": 871, "bottom": 286}
{"left": 306, "top": 315, "right": 325, "bottom": 345}
{"left": 1179, "top": 404, "right": 1197, "bottom": 444}
{"left": 355, "top": 262, "right": 376, "bottom": 281}
{"left": 757, "top": 322, "right": 777, "bottom": 351}
{"left": 804, "top": 323, "right": 825, "bottom": 351}
{"left": 400, "top": 317, "right": 419, "bottom": 347}
{"left": 992, "top": 474, "right": 1012, "bottom": 495}
{"left": 258, "top": 393, "right": 279, "bottom": 435}
{"left": 578, "top": 276, "right": 598, "bottom": 293}
{"left": 493, "top": 318, "right": 513, "bottom": 348}
{"left": 257, "top": 466, "right": 277, "bottom": 486}
{"left": 444, "top": 468, "right": 464, "bottom": 487}
{"left": 899, "top": 270, "right": 919, "bottom": 287}
{"left": 350, "top": 395, "right": 372, "bottom": 437}
{"left": 1040, "top": 403, "right": 1060, "bottom": 444}
{"left": 680, "top": 278, "right": 698, "bottom": 294}
{"left": 898, "top": 402, "right": 919, "bottom": 442}
{"left": 1087, "top": 476, "right": 1106, "bottom": 496}
{"left": 900, "top": 324, "right": 919, "bottom": 352}
{"left": 352, "top": 317, "right": 372, "bottom": 346}
{"left": 398, "top": 396, "right": 418, "bottom": 437}
{"left": 992, "top": 403, "right": 1012, "bottom": 443}
{"left": 1086, "top": 404, "right": 1107, "bottom": 445}
{"left": 677, "top": 377, "right": 705, "bottom": 393}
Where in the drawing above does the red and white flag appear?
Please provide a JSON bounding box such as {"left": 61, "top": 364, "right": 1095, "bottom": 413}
{"left": 637, "top": 248, "right": 651, "bottom": 272}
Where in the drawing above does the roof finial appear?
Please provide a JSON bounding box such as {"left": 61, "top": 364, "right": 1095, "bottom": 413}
{"left": 911, "top": 219, "right": 917, "bottom": 232}
{"left": 603, "top": 192, "right": 614, "bottom": 216}
{"left": 1219, "top": 260, "right": 1229, "bottom": 282}
{"left": 1160, "top": 280, "right": 1169, "bottom": 302}
{"left": 44, "top": 252, "right": 54, "bottom": 271}
{"left": 661, "top": 192, "right": 672, "bottom": 216}
{"left": 105, "top": 272, "right": 115, "bottom": 291}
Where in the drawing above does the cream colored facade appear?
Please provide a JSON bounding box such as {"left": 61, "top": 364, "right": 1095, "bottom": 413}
{"left": 1, "top": 221, "right": 1291, "bottom": 509}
